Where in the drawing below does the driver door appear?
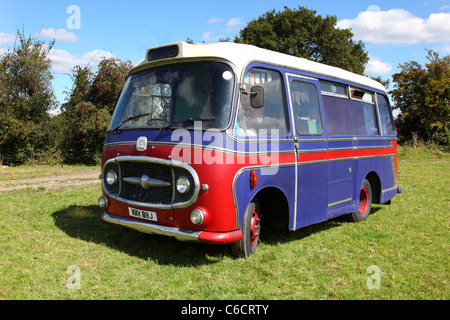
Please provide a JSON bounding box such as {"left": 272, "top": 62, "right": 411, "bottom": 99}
{"left": 288, "top": 74, "right": 328, "bottom": 229}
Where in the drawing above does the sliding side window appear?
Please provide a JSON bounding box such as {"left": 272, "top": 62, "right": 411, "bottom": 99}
{"left": 291, "top": 80, "right": 323, "bottom": 135}
{"left": 322, "top": 84, "right": 379, "bottom": 136}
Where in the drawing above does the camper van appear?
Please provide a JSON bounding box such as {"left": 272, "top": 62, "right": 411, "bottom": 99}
{"left": 98, "top": 42, "right": 401, "bottom": 257}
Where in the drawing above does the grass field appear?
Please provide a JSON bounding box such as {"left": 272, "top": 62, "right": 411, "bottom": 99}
{"left": 0, "top": 147, "right": 448, "bottom": 300}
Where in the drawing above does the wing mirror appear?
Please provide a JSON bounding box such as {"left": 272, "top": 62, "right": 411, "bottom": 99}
{"left": 250, "top": 86, "right": 264, "bottom": 108}
{"left": 240, "top": 85, "right": 264, "bottom": 108}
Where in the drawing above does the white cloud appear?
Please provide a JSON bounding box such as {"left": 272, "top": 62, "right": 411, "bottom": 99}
{"left": 207, "top": 18, "right": 224, "bottom": 24}
{"left": 0, "top": 34, "right": 14, "bottom": 56}
{"left": 225, "top": 17, "right": 245, "bottom": 32}
{"left": 37, "top": 28, "right": 79, "bottom": 42}
{"left": 201, "top": 17, "right": 245, "bottom": 42}
{"left": 48, "top": 48, "right": 114, "bottom": 73}
{"left": 201, "top": 31, "right": 225, "bottom": 43}
{"left": 365, "top": 56, "right": 392, "bottom": 76}
{"left": 0, "top": 32, "right": 16, "bottom": 44}
{"left": 337, "top": 9, "right": 450, "bottom": 45}
{"left": 0, "top": 32, "right": 111, "bottom": 72}
{"left": 201, "top": 32, "right": 214, "bottom": 42}
{"left": 441, "top": 44, "right": 450, "bottom": 53}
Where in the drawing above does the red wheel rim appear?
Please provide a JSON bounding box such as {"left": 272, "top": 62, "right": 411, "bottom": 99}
{"left": 359, "top": 187, "right": 369, "bottom": 214}
{"left": 250, "top": 208, "right": 260, "bottom": 246}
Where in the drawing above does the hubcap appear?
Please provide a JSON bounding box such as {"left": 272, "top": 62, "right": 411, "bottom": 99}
{"left": 250, "top": 208, "right": 261, "bottom": 246}
{"left": 359, "top": 187, "right": 369, "bottom": 214}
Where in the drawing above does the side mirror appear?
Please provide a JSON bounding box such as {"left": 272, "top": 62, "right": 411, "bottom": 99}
{"left": 250, "top": 86, "right": 264, "bottom": 108}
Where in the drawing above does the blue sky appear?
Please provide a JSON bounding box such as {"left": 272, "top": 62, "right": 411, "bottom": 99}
{"left": 1, "top": 0, "right": 449, "bottom": 110}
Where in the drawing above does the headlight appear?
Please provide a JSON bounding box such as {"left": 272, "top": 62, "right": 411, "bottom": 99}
{"left": 98, "top": 195, "right": 108, "bottom": 209}
{"left": 176, "top": 176, "right": 190, "bottom": 194}
{"left": 190, "top": 209, "right": 204, "bottom": 225}
{"left": 106, "top": 170, "right": 118, "bottom": 185}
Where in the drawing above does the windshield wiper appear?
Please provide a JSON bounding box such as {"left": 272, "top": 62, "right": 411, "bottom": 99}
{"left": 111, "top": 112, "right": 152, "bottom": 133}
{"left": 160, "top": 118, "right": 215, "bottom": 131}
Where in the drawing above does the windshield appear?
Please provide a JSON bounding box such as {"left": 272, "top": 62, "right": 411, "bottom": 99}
{"left": 108, "top": 62, "right": 235, "bottom": 131}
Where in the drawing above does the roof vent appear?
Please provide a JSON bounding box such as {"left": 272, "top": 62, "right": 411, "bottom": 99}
{"left": 147, "top": 45, "right": 179, "bottom": 61}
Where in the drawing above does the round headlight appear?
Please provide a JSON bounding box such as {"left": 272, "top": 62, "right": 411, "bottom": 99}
{"left": 106, "top": 170, "right": 118, "bottom": 185}
{"left": 98, "top": 195, "right": 108, "bottom": 209}
{"left": 176, "top": 176, "right": 190, "bottom": 194}
{"left": 190, "top": 209, "right": 204, "bottom": 225}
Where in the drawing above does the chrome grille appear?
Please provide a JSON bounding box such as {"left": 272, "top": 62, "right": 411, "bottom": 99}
{"left": 102, "top": 156, "right": 199, "bottom": 209}
{"left": 120, "top": 161, "right": 173, "bottom": 204}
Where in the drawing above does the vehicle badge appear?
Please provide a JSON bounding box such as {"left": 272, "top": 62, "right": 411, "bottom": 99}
{"left": 136, "top": 136, "right": 147, "bottom": 151}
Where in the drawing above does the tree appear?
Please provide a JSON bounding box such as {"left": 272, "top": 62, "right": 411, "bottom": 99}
{"left": 235, "top": 6, "right": 369, "bottom": 75}
{"left": 391, "top": 50, "right": 450, "bottom": 145}
{"left": 0, "top": 30, "right": 56, "bottom": 165}
{"left": 62, "top": 65, "right": 94, "bottom": 112}
{"left": 370, "top": 76, "right": 390, "bottom": 90}
{"left": 61, "top": 58, "right": 132, "bottom": 164}
{"left": 88, "top": 58, "right": 132, "bottom": 114}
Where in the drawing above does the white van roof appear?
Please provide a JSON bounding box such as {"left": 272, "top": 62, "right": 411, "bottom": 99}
{"left": 131, "top": 41, "right": 387, "bottom": 93}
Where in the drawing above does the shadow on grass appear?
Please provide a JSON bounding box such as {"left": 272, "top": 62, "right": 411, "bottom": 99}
{"left": 259, "top": 206, "right": 383, "bottom": 245}
{"left": 52, "top": 205, "right": 382, "bottom": 265}
{"left": 52, "top": 205, "right": 230, "bottom": 266}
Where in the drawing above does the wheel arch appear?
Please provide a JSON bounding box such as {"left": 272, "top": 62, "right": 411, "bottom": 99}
{"left": 252, "top": 186, "right": 290, "bottom": 229}
{"left": 365, "top": 171, "right": 381, "bottom": 204}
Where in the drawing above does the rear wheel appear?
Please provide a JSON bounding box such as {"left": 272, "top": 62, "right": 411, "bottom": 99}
{"left": 349, "top": 179, "right": 372, "bottom": 222}
{"left": 231, "top": 201, "right": 261, "bottom": 258}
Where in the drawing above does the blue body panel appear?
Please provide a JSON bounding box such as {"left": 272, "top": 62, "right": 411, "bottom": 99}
{"left": 231, "top": 62, "right": 399, "bottom": 231}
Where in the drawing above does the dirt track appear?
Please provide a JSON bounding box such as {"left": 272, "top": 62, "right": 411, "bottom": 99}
{"left": 0, "top": 169, "right": 101, "bottom": 191}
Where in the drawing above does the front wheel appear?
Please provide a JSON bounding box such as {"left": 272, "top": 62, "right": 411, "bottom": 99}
{"left": 348, "top": 179, "right": 372, "bottom": 222}
{"left": 231, "top": 201, "right": 261, "bottom": 258}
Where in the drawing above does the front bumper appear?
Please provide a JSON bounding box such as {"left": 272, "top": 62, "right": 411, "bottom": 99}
{"left": 101, "top": 213, "right": 242, "bottom": 244}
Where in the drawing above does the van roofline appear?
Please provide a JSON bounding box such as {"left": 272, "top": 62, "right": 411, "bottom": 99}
{"left": 130, "top": 41, "right": 387, "bottom": 93}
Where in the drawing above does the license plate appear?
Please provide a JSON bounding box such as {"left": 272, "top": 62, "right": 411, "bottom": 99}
{"left": 128, "top": 207, "right": 157, "bottom": 222}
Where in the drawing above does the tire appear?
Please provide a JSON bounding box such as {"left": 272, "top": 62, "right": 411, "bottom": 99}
{"left": 349, "top": 179, "right": 372, "bottom": 222}
{"left": 231, "top": 201, "right": 261, "bottom": 258}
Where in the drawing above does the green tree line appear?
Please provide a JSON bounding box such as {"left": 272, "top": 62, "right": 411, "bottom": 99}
{"left": 1, "top": 7, "right": 448, "bottom": 166}
{"left": 0, "top": 31, "right": 132, "bottom": 166}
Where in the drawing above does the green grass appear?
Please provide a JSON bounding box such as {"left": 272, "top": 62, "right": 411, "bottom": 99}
{"left": 0, "top": 165, "right": 98, "bottom": 181}
{"left": 0, "top": 147, "right": 448, "bottom": 300}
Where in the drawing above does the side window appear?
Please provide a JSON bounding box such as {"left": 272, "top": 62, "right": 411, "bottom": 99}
{"left": 377, "top": 94, "right": 396, "bottom": 135}
{"left": 235, "top": 68, "right": 289, "bottom": 137}
{"left": 290, "top": 80, "right": 323, "bottom": 135}
{"left": 320, "top": 80, "right": 347, "bottom": 97}
{"left": 323, "top": 85, "right": 379, "bottom": 136}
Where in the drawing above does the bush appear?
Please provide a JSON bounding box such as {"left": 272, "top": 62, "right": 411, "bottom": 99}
{"left": 398, "top": 134, "right": 450, "bottom": 161}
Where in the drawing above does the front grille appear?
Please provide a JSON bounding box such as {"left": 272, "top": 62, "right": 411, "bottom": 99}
{"left": 121, "top": 161, "right": 173, "bottom": 204}
{"left": 102, "top": 157, "right": 199, "bottom": 209}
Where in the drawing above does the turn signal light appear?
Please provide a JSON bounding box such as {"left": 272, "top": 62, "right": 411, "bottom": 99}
{"left": 250, "top": 170, "right": 257, "bottom": 189}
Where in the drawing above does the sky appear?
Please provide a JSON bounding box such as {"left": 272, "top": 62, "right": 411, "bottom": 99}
{"left": 1, "top": 0, "right": 449, "bottom": 111}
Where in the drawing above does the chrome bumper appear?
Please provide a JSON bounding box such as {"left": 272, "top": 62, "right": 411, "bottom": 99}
{"left": 101, "top": 213, "right": 201, "bottom": 242}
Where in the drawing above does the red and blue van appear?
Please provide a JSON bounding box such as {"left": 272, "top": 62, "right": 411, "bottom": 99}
{"left": 98, "top": 42, "right": 401, "bottom": 257}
